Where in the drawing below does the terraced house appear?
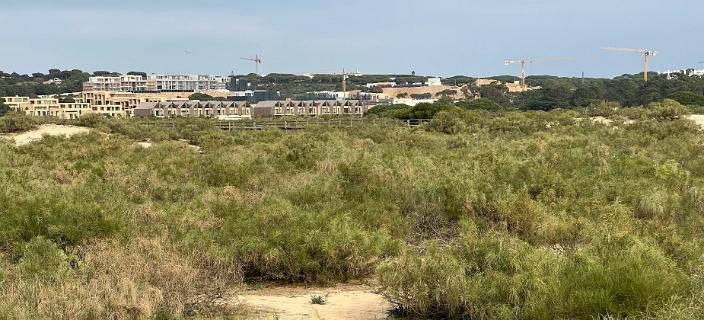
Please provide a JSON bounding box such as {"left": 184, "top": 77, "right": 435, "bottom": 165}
{"left": 133, "top": 100, "right": 253, "bottom": 120}
{"left": 252, "top": 100, "right": 371, "bottom": 117}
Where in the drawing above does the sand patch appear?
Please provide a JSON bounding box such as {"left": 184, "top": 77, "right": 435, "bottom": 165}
{"left": 235, "top": 284, "right": 391, "bottom": 320}
{"left": 0, "top": 124, "right": 90, "bottom": 146}
{"left": 688, "top": 115, "right": 704, "bottom": 129}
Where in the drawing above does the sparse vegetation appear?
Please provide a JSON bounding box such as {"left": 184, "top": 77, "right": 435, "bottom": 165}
{"left": 1, "top": 99, "right": 704, "bottom": 319}
{"left": 310, "top": 294, "right": 328, "bottom": 305}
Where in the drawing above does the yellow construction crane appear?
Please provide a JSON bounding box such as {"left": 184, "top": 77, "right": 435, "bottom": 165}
{"left": 601, "top": 47, "right": 658, "bottom": 81}
{"left": 341, "top": 68, "right": 348, "bottom": 100}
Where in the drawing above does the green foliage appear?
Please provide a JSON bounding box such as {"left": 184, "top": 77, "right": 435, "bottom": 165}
{"left": 0, "top": 98, "right": 7, "bottom": 116}
{"left": 17, "top": 237, "right": 71, "bottom": 283}
{"left": 188, "top": 92, "right": 215, "bottom": 101}
{"left": 410, "top": 93, "right": 433, "bottom": 100}
{"left": 457, "top": 98, "right": 505, "bottom": 111}
{"left": 310, "top": 293, "right": 329, "bottom": 305}
{"left": 364, "top": 104, "right": 410, "bottom": 118}
{"left": 0, "top": 69, "right": 90, "bottom": 96}
{"left": 0, "top": 112, "right": 38, "bottom": 133}
{"left": 668, "top": 91, "right": 704, "bottom": 106}
{"left": 1, "top": 103, "right": 704, "bottom": 318}
{"left": 646, "top": 99, "right": 690, "bottom": 120}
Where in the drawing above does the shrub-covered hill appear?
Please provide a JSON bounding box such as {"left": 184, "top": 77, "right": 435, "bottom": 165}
{"left": 2, "top": 102, "right": 704, "bottom": 319}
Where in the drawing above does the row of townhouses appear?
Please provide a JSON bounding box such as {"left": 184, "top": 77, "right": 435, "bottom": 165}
{"left": 4, "top": 93, "right": 374, "bottom": 119}
{"left": 134, "top": 100, "right": 372, "bottom": 118}
{"left": 84, "top": 74, "right": 228, "bottom": 92}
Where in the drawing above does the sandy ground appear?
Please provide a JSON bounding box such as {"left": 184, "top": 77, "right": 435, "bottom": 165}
{"left": 688, "top": 115, "right": 704, "bottom": 129}
{"left": 0, "top": 124, "right": 90, "bottom": 146}
{"left": 136, "top": 141, "right": 153, "bottom": 148}
{"left": 235, "top": 284, "right": 392, "bottom": 320}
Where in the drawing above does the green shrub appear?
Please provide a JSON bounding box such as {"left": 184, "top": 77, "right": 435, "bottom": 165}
{"left": 0, "top": 112, "right": 38, "bottom": 133}
{"left": 17, "top": 237, "right": 71, "bottom": 283}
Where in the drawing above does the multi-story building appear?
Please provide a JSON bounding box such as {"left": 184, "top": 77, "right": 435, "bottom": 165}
{"left": 3, "top": 96, "right": 31, "bottom": 111}
{"left": 50, "top": 102, "right": 92, "bottom": 119}
{"left": 83, "top": 75, "right": 158, "bottom": 92}
{"left": 83, "top": 74, "right": 227, "bottom": 93}
{"left": 83, "top": 76, "right": 122, "bottom": 91}
{"left": 147, "top": 74, "right": 228, "bottom": 92}
{"left": 75, "top": 91, "right": 172, "bottom": 117}
{"left": 2, "top": 96, "right": 90, "bottom": 119}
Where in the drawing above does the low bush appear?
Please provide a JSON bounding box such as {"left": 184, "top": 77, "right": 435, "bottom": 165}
{"left": 0, "top": 112, "right": 38, "bottom": 133}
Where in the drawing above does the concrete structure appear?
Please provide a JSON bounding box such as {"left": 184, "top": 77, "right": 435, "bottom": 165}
{"left": 75, "top": 91, "right": 174, "bottom": 117}
{"left": 83, "top": 74, "right": 228, "bottom": 93}
{"left": 84, "top": 75, "right": 158, "bottom": 92}
{"left": 425, "top": 77, "right": 442, "bottom": 86}
{"left": 134, "top": 100, "right": 252, "bottom": 119}
{"left": 147, "top": 74, "right": 228, "bottom": 92}
{"left": 50, "top": 102, "right": 92, "bottom": 119}
{"left": 364, "top": 82, "right": 397, "bottom": 88}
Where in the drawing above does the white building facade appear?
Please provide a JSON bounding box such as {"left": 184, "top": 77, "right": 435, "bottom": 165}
{"left": 147, "top": 74, "right": 228, "bottom": 92}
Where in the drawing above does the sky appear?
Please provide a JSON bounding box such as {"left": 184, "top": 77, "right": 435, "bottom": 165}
{"left": 0, "top": 0, "right": 701, "bottom": 78}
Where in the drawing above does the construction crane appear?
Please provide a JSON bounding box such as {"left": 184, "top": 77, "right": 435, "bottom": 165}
{"left": 601, "top": 47, "right": 658, "bottom": 81}
{"left": 504, "top": 57, "right": 575, "bottom": 89}
{"left": 504, "top": 58, "right": 532, "bottom": 89}
{"left": 341, "top": 68, "right": 348, "bottom": 100}
{"left": 240, "top": 54, "right": 262, "bottom": 75}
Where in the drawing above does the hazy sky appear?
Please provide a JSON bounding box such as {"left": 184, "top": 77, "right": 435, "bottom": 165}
{"left": 0, "top": 0, "right": 701, "bottom": 78}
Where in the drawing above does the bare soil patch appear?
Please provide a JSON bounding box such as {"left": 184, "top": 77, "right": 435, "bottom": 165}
{"left": 0, "top": 124, "right": 90, "bottom": 146}
{"left": 688, "top": 115, "right": 704, "bottom": 129}
{"left": 235, "top": 284, "right": 391, "bottom": 320}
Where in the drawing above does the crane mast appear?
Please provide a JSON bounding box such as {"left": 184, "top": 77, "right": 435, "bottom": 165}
{"left": 601, "top": 47, "right": 658, "bottom": 81}
{"left": 504, "top": 58, "right": 532, "bottom": 89}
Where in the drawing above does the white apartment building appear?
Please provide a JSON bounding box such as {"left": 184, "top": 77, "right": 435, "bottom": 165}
{"left": 147, "top": 74, "right": 228, "bottom": 92}
{"left": 83, "top": 74, "right": 228, "bottom": 93}
{"left": 84, "top": 75, "right": 157, "bottom": 92}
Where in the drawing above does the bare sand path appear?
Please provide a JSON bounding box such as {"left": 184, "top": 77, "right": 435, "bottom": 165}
{"left": 0, "top": 124, "right": 90, "bottom": 146}
{"left": 235, "top": 284, "right": 391, "bottom": 320}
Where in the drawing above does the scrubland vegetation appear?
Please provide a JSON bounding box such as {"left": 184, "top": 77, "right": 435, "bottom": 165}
{"left": 2, "top": 99, "right": 704, "bottom": 319}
